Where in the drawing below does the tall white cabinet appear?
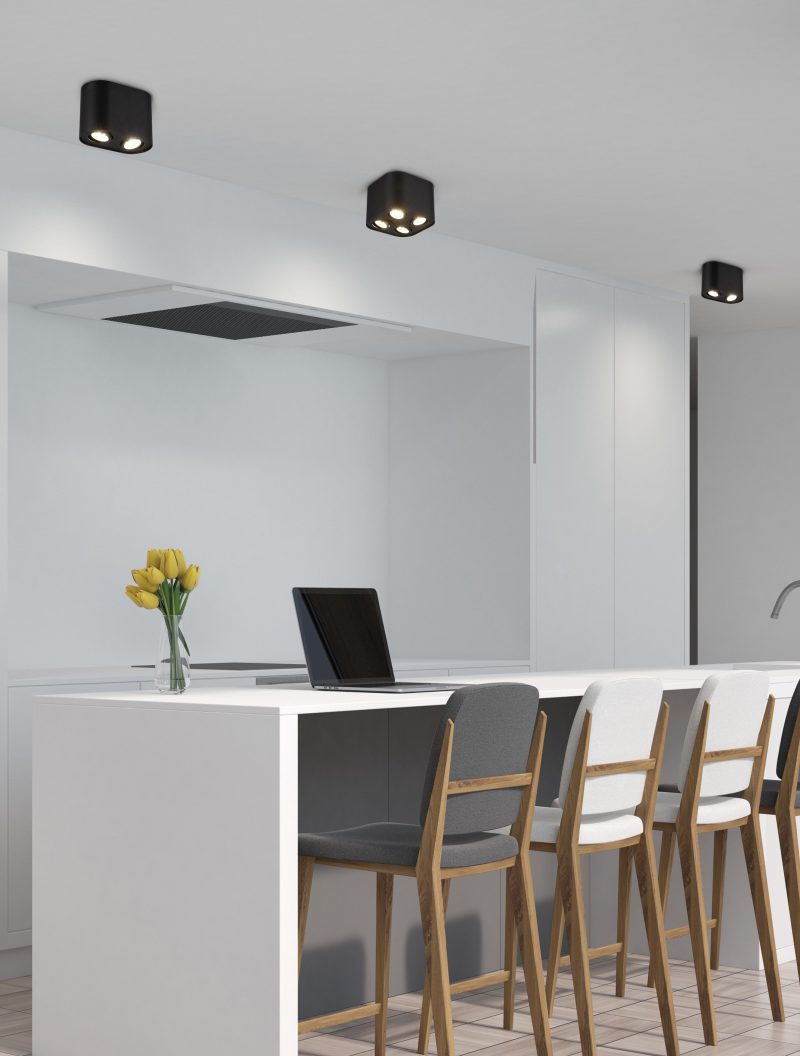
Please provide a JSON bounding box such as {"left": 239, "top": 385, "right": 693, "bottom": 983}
{"left": 533, "top": 269, "right": 688, "bottom": 670}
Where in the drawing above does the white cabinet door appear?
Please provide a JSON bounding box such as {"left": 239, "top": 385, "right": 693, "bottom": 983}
{"left": 614, "top": 290, "right": 687, "bottom": 666}
{"left": 534, "top": 272, "right": 687, "bottom": 671}
{"left": 5, "top": 682, "right": 137, "bottom": 945}
{"left": 535, "top": 270, "right": 615, "bottom": 669}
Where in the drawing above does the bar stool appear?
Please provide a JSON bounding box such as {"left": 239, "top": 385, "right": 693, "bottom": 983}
{"left": 297, "top": 683, "right": 553, "bottom": 1056}
{"left": 742, "top": 677, "right": 800, "bottom": 980}
{"left": 627, "top": 670, "right": 783, "bottom": 1046}
{"left": 505, "top": 677, "right": 679, "bottom": 1056}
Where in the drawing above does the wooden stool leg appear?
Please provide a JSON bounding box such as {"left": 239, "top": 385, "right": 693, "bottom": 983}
{"left": 503, "top": 870, "right": 518, "bottom": 1031}
{"left": 776, "top": 806, "right": 800, "bottom": 983}
{"left": 647, "top": 828, "right": 674, "bottom": 988}
{"left": 418, "top": 872, "right": 455, "bottom": 1056}
{"left": 558, "top": 847, "right": 597, "bottom": 1056}
{"left": 418, "top": 879, "right": 449, "bottom": 1055}
{"left": 634, "top": 833, "right": 679, "bottom": 1056}
{"left": 376, "top": 874, "right": 394, "bottom": 1056}
{"left": 677, "top": 824, "right": 717, "bottom": 1045}
{"left": 616, "top": 847, "right": 632, "bottom": 998}
{"left": 710, "top": 830, "right": 727, "bottom": 970}
{"left": 298, "top": 856, "right": 314, "bottom": 977}
{"left": 545, "top": 879, "right": 565, "bottom": 1015}
{"left": 508, "top": 857, "right": 554, "bottom": 1056}
{"left": 741, "top": 817, "right": 785, "bottom": 1022}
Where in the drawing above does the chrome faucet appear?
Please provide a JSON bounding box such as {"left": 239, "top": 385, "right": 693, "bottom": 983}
{"left": 771, "top": 581, "right": 800, "bottom": 619}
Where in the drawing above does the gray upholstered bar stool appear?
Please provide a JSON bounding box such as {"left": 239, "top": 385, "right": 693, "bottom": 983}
{"left": 297, "top": 683, "right": 553, "bottom": 1056}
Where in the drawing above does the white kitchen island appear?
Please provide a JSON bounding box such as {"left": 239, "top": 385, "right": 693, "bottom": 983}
{"left": 32, "top": 664, "right": 800, "bottom": 1056}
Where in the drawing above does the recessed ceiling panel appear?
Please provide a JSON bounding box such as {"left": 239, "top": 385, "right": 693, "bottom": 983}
{"left": 105, "top": 300, "right": 353, "bottom": 340}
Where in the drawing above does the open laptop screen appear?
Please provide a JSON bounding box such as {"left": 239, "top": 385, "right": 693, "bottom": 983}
{"left": 293, "top": 587, "right": 395, "bottom": 686}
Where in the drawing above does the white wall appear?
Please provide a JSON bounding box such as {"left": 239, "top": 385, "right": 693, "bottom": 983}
{"left": 388, "top": 347, "right": 530, "bottom": 659}
{"left": 698, "top": 326, "right": 800, "bottom": 661}
{"left": 9, "top": 304, "right": 390, "bottom": 667}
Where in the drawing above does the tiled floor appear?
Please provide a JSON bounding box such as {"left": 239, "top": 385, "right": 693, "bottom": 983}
{"left": 0, "top": 978, "right": 32, "bottom": 1056}
{"left": 299, "top": 955, "right": 800, "bottom": 1056}
{"left": 7, "top": 958, "right": 800, "bottom": 1055}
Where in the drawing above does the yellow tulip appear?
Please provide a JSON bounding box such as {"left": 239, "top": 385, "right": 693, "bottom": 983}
{"left": 125, "top": 584, "right": 159, "bottom": 609}
{"left": 162, "top": 549, "right": 180, "bottom": 578}
{"left": 125, "top": 585, "right": 143, "bottom": 607}
{"left": 180, "top": 564, "right": 201, "bottom": 592}
{"left": 132, "top": 566, "right": 165, "bottom": 592}
{"left": 174, "top": 550, "right": 188, "bottom": 576}
{"left": 147, "top": 549, "right": 163, "bottom": 571}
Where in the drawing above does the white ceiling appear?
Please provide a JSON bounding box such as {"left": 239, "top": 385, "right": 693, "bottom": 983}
{"left": 2, "top": 1, "right": 798, "bottom": 337}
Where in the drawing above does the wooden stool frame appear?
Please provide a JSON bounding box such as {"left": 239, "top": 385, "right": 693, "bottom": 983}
{"left": 639, "top": 695, "right": 784, "bottom": 1046}
{"left": 762, "top": 694, "right": 800, "bottom": 983}
{"left": 506, "top": 701, "right": 680, "bottom": 1056}
{"left": 298, "top": 712, "right": 554, "bottom": 1056}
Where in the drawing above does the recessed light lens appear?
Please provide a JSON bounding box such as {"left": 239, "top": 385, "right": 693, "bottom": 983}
{"left": 412, "top": 216, "right": 427, "bottom": 226}
{"left": 123, "top": 137, "right": 142, "bottom": 151}
{"left": 389, "top": 208, "right": 405, "bottom": 220}
{"left": 90, "top": 130, "right": 110, "bottom": 143}
{"left": 374, "top": 219, "right": 389, "bottom": 229}
{"left": 726, "top": 293, "right": 737, "bottom": 302}
{"left": 707, "top": 289, "right": 719, "bottom": 298}
{"left": 396, "top": 225, "right": 410, "bottom": 234}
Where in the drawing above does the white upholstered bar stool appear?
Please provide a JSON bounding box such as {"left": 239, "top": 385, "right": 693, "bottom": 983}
{"left": 505, "top": 677, "right": 679, "bottom": 1056}
{"left": 628, "top": 670, "right": 784, "bottom": 1046}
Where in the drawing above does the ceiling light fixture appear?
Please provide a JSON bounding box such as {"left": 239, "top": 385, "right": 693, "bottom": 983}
{"left": 367, "top": 171, "right": 435, "bottom": 237}
{"left": 701, "top": 260, "right": 743, "bottom": 304}
{"left": 79, "top": 80, "right": 153, "bottom": 154}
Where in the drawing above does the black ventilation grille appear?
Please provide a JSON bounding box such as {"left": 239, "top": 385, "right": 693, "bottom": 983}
{"left": 105, "top": 300, "right": 353, "bottom": 340}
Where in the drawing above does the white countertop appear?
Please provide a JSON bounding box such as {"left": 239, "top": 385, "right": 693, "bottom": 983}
{"left": 10, "top": 657, "right": 529, "bottom": 688}
{"left": 36, "top": 663, "right": 800, "bottom": 717}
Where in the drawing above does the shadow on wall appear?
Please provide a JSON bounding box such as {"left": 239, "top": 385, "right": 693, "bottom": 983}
{"left": 299, "top": 939, "right": 366, "bottom": 1020}
{"left": 405, "top": 913, "right": 483, "bottom": 995}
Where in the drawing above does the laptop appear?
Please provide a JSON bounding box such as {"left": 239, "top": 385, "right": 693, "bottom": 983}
{"left": 293, "top": 587, "right": 463, "bottom": 693}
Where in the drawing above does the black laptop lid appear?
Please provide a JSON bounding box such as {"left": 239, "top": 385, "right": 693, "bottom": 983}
{"left": 293, "top": 587, "right": 396, "bottom": 687}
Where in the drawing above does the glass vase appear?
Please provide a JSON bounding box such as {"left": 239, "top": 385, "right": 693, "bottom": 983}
{"left": 155, "top": 614, "right": 190, "bottom": 694}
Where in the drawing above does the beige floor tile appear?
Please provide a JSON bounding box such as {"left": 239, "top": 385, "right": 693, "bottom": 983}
{"left": 0, "top": 1016, "right": 31, "bottom": 1040}
{"left": 0, "top": 982, "right": 29, "bottom": 991}
{"left": 605, "top": 1029, "right": 704, "bottom": 1055}
{"left": 711, "top": 1035, "right": 800, "bottom": 1056}
{"left": 551, "top": 1019, "right": 632, "bottom": 1046}
{"left": 678, "top": 1008, "right": 773, "bottom": 1035}
{"left": 0, "top": 989, "right": 25, "bottom": 1000}
{"left": 710, "top": 972, "right": 773, "bottom": 1000}
{"left": 0, "top": 1034, "right": 31, "bottom": 1056}
{"left": 0, "top": 995, "right": 30, "bottom": 1014}
{"left": 743, "top": 1017, "right": 800, "bottom": 1044}
{"left": 300, "top": 1035, "right": 374, "bottom": 1056}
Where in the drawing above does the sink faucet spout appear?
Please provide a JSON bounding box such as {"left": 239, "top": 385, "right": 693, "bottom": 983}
{"left": 771, "top": 580, "right": 800, "bottom": 619}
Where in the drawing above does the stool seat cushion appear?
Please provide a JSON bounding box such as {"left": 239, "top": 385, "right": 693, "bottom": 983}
{"left": 654, "top": 791, "right": 751, "bottom": 826}
{"left": 760, "top": 779, "right": 800, "bottom": 809}
{"left": 299, "top": 822, "right": 518, "bottom": 869}
{"left": 532, "top": 806, "right": 643, "bottom": 846}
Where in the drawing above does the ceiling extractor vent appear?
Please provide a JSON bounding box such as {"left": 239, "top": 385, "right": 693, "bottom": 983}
{"left": 105, "top": 300, "right": 353, "bottom": 340}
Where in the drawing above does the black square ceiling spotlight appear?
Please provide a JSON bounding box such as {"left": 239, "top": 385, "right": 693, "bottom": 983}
{"left": 104, "top": 301, "right": 353, "bottom": 340}
{"left": 701, "top": 260, "right": 743, "bottom": 303}
{"left": 366, "top": 171, "right": 435, "bottom": 236}
{"left": 79, "top": 80, "right": 153, "bottom": 154}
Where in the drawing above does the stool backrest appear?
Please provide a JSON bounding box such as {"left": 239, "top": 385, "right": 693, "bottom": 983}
{"left": 777, "top": 677, "right": 800, "bottom": 779}
{"left": 558, "top": 677, "right": 662, "bottom": 815}
{"left": 420, "top": 683, "right": 540, "bottom": 835}
{"left": 677, "top": 670, "right": 769, "bottom": 795}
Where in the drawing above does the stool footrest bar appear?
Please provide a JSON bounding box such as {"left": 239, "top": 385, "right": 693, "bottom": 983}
{"left": 450, "top": 969, "right": 510, "bottom": 996}
{"left": 299, "top": 1001, "right": 382, "bottom": 1035}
